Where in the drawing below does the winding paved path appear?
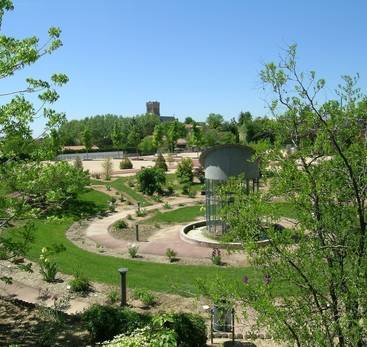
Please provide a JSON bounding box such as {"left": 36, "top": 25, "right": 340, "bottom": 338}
{"left": 82, "top": 197, "right": 248, "bottom": 265}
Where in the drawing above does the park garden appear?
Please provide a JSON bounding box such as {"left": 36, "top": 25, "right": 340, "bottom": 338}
{"left": 1, "top": 2, "right": 367, "bottom": 347}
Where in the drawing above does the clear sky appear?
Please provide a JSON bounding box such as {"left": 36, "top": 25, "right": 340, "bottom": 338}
{"left": 3, "top": 0, "right": 367, "bottom": 134}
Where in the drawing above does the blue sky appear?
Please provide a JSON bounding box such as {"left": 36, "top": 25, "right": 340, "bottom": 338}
{"left": 3, "top": 0, "right": 367, "bottom": 134}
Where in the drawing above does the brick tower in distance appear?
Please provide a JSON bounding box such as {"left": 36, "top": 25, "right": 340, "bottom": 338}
{"left": 146, "top": 101, "right": 160, "bottom": 116}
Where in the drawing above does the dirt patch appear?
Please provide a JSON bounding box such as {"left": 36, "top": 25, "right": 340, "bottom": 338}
{"left": 0, "top": 296, "right": 89, "bottom": 346}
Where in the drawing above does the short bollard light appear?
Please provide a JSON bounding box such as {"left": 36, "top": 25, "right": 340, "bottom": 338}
{"left": 118, "top": 268, "right": 128, "bottom": 306}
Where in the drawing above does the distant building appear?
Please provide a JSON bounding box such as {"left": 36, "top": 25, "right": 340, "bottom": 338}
{"left": 146, "top": 101, "right": 177, "bottom": 123}
{"left": 146, "top": 101, "right": 160, "bottom": 116}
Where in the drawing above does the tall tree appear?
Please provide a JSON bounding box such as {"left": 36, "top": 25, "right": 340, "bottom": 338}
{"left": 206, "top": 113, "right": 224, "bottom": 129}
{"left": 221, "top": 45, "right": 367, "bottom": 346}
{"left": 82, "top": 127, "right": 92, "bottom": 158}
{"left": 0, "top": 1, "right": 70, "bottom": 282}
{"left": 111, "top": 122, "right": 124, "bottom": 157}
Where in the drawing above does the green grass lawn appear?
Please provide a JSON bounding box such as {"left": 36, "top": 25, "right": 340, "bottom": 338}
{"left": 165, "top": 173, "right": 203, "bottom": 194}
{"left": 143, "top": 205, "right": 204, "bottom": 225}
{"left": 20, "top": 218, "right": 263, "bottom": 296}
{"left": 271, "top": 201, "right": 299, "bottom": 220}
{"left": 110, "top": 177, "right": 152, "bottom": 206}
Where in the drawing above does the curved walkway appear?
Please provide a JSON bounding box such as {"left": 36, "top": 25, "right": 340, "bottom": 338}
{"left": 77, "top": 196, "right": 249, "bottom": 266}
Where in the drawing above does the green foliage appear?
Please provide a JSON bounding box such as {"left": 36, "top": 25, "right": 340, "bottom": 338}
{"left": 136, "top": 167, "right": 166, "bottom": 196}
{"left": 102, "top": 157, "right": 113, "bottom": 180}
{"left": 73, "top": 156, "right": 83, "bottom": 170}
{"left": 133, "top": 288, "right": 156, "bottom": 306}
{"left": 221, "top": 45, "right": 367, "bottom": 346}
{"left": 165, "top": 248, "right": 177, "bottom": 262}
{"left": 170, "top": 312, "right": 207, "bottom": 347}
{"left": 154, "top": 152, "right": 168, "bottom": 171}
{"left": 82, "top": 304, "right": 150, "bottom": 342}
{"left": 39, "top": 247, "right": 58, "bottom": 282}
{"left": 176, "top": 158, "right": 194, "bottom": 187}
{"left": 119, "top": 157, "right": 133, "bottom": 169}
{"left": 111, "top": 122, "right": 124, "bottom": 153}
{"left": 128, "top": 243, "right": 139, "bottom": 258}
{"left": 211, "top": 248, "right": 222, "bottom": 266}
{"left": 69, "top": 271, "right": 92, "bottom": 295}
{"left": 6, "top": 161, "right": 90, "bottom": 212}
{"left": 82, "top": 127, "right": 93, "bottom": 153}
{"left": 163, "top": 202, "right": 171, "bottom": 209}
{"left": 115, "top": 219, "right": 128, "bottom": 230}
{"left": 138, "top": 135, "right": 157, "bottom": 155}
{"left": 206, "top": 113, "right": 224, "bottom": 129}
{"left": 106, "top": 287, "right": 119, "bottom": 305}
{"left": 143, "top": 205, "right": 203, "bottom": 225}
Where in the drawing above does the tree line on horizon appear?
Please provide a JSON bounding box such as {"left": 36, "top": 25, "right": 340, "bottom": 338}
{"left": 57, "top": 111, "right": 277, "bottom": 154}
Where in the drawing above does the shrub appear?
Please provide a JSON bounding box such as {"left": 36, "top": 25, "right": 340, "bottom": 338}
{"left": 115, "top": 219, "right": 128, "bottom": 230}
{"left": 128, "top": 244, "right": 139, "bottom": 258}
{"left": 152, "top": 194, "right": 163, "bottom": 202}
{"left": 74, "top": 156, "right": 83, "bottom": 170}
{"left": 188, "top": 190, "right": 197, "bottom": 198}
{"left": 136, "top": 167, "right": 166, "bottom": 195}
{"left": 126, "top": 214, "right": 133, "bottom": 220}
{"left": 119, "top": 193, "right": 125, "bottom": 202}
{"left": 211, "top": 248, "right": 222, "bottom": 266}
{"left": 102, "top": 157, "right": 113, "bottom": 180}
{"left": 106, "top": 287, "right": 119, "bottom": 305}
{"left": 136, "top": 208, "right": 147, "bottom": 217}
{"left": 133, "top": 288, "right": 156, "bottom": 307}
{"left": 106, "top": 184, "right": 112, "bottom": 191}
{"left": 39, "top": 247, "right": 57, "bottom": 283}
{"left": 166, "top": 185, "right": 175, "bottom": 196}
{"left": 69, "top": 272, "right": 92, "bottom": 295}
{"left": 176, "top": 158, "right": 194, "bottom": 185}
{"left": 83, "top": 304, "right": 149, "bottom": 342}
{"left": 163, "top": 202, "right": 171, "bottom": 209}
{"left": 165, "top": 248, "right": 177, "bottom": 262}
{"left": 119, "top": 157, "right": 133, "bottom": 169}
{"left": 171, "top": 312, "right": 207, "bottom": 347}
{"left": 154, "top": 153, "right": 168, "bottom": 172}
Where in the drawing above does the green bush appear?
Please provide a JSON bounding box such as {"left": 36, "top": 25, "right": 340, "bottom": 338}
{"left": 136, "top": 167, "right": 166, "bottom": 195}
{"left": 106, "top": 287, "right": 119, "bottom": 305}
{"left": 69, "top": 272, "right": 92, "bottom": 295}
{"left": 165, "top": 248, "right": 177, "bottom": 262}
{"left": 82, "top": 304, "right": 149, "bottom": 342}
{"left": 115, "top": 219, "right": 128, "bottom": 230}
{"left": 176, "top": 158, "right": 194, "bottom": 185}
{"left": 171, "top": 312, "right": 207, "bottom": 347}
{"left": 119, "top": 157, "right": 133, "bottom": 169}
{"left": 154, "top": 153, "right": 168, "bottom": 172}
{"left": 133, "top": 288, "right": 156, "bottom": 307}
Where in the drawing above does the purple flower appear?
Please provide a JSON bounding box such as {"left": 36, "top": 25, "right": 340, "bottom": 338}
{"left": 242, "top": 275, "right": 249, "bottom": 284}
{"left": 264, "top": 274, "right": 272, "bottom": 285}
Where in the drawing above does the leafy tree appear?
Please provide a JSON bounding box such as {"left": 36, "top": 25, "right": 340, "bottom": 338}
{"left": 221, "top": 45, "right": 367, "bottom": 346}
{"left": 127, "top": 124, "right": 141, "bottom": 150}
{"left": 152, "top": 124, "right": 164, "bottom": 149}
{"left": 166, "top": 120, "right": 186, "bottom": 152}
{"left": 111, "top": 122, "right": 124, "bottom": 157}
{"left": 206, "top": 113, "right": 224, "bottom": 129}
{"left": 138, "top": 135, "right": 156, "bottom": 155}
{"left": 184, "top": 116, "right": 194, "bottom": 124}
{"left": 176, "top": 158, "right": 194, "bottom": 194}
{"left": 102, "top": 157, "right": 113, "bottom": 180}
{"left": 8, "top": 161, "right": 89, "bottom": 211}
{"left": 119, "top": 157, "right": 133, "bottom": 169}
{"left": 187, "top": 123, "right": 203, "bottom": 150}
{"left": 83, "top": 127, "right": 92, "bottom": 158}
{"left": 136, "top": 167, "right": 166, "bottom": 196}
{"left": 154, "top": 153, "right": 168, "bottom": 172}
{"left": 0, "top": 1, "right": 69, "bottom": 282}
{"left": 74, "top": 156, "right": 83, "bottom": 170}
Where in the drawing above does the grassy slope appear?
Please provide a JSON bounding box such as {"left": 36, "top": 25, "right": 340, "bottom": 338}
{"left": 25, "top": 218, "right": 256, "bottom": 296}
{"left": 143, "top": 205, "right": 204, "bottom": 225}
{"left": 111, "top": 177, "right": 151, "bottom": 206}
{"left": 165, "top": 173, "right": 202, "bottom": 193}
